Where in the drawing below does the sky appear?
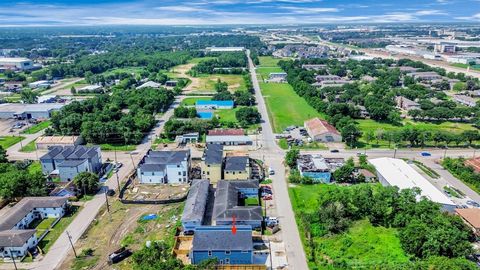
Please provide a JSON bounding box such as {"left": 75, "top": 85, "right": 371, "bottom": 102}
{"left": 1, "top": 0, "right": 480, "bottom": 27}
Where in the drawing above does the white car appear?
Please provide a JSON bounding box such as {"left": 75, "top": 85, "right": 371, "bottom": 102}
{"left": 268, "top": 167, "right": 275, "bottom": 175}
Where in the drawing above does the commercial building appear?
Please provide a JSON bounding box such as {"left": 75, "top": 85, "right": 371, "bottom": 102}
{"left": 224, "top": 155, "right": 251, "bottom": 180}
{"left": 206, "top": 129, "right": 252, "bottom": 146}
{"left": 28, "top": 80, "right": 52, "bottom": 89}
{"left": 136, "top": 81, "right": 162, "bottom": 89}
{"left": 205, "top": 47, "right": 245, "bottom": 52}
{"left": 453, "top": 95, "right": 477, "bottom": 107}
{"left": 0, "top": 197, "right": 68, "bottom": 258}
{"left": 389, "top": 66, "right": 420, "bottom": 73}
{"left": 195, "top": 100, "right": 234, "bottom": 110}
{"left": 181, "top": 179, "right": 210, "bottom": 233}
{"left": 304, "top": 117, "right": 342, "bottom": 142}
{"left": 78, "top": 85, "right": 102, "bottom": 92}
{"left": 40, "top": 145, "right": 102, "bottom": 181}
{"left": 434, "top": 42, "right": 456, "bottom": 53}
{"left": 35, "top": 136, "right": 83, "bottom": 150}
{"left": 369, "top": 158, "right": 456, "bottom": 212}
{"left": 175, "top": 132, "right": 199, "bottom": 144}
{"left": 0, "top": 57, "right": 35, "bottom": 71}
{"left": 297, "top": 154, "right": 344, "bottom": 183}
{"left": 396, "top": 96, "right": 421, "bottom": 111}
{"left": 137, "top": 150, "right": 190, "bottom": 184}
{"left": 212, "top": 180, "right": 262, "bottom": 229}
{"left": 407, "top": 72, "right": 442, "bottom": 81}
{"left": 455, "top": 208, "right": 480, "bottom": 236}
{"left": 190, "top": 226, "right": 253, "bottom": 265}
{"left": 268, "top": 72, "right": 287, "bottom": 83}
{"left": 315, "top": 75, "right": 342, "bottom": 83}
{"left": 165, "top": 80, "right": 178, "bottom": 87}
{"left": 201, "top": 144, "right": 223, "bottom": 183}
{"left": 0, "top": 103, "right": 64, "bottom": 119}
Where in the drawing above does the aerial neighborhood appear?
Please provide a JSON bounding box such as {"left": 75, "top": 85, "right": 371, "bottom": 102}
{"left": 1, "top": 15, "right": 480, "bottom": 270}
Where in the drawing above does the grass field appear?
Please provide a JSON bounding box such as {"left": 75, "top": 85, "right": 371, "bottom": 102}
{"left": 28, "top": 161, "right": 42, "bottom": 174}
{"left": 260, "top": 82, "right": 325, "bottom": 133}
{"left": 194, "top": 74, "right": 247, "bottom": 92}
{"left": 21, "top": 120, "right": 51, "bottom": 134}
{"left": 289, "top": 184, "right": 408, "bottom": 269}
{"left": 257, "top": 67, "right": 284, "bottom": 80}
{"left": 97, "top": 143, "right": 136, "bottom": 152}
{"left": 258, "top": 56, "right": 281, "bottom": 67}
{"left": 0, "top": 136, "right": 25, "bottom": 149}
{"left": 278, "top": 139, "right": 327, "bottom": 150}
{"left": 20, "top": 139, "right": 37, "bottom": 152}
{"left": 180, "top": 97, "right": 212, "bottom": 106}
{"left": 451, "top": 63, "right": 480, "bottom": 71}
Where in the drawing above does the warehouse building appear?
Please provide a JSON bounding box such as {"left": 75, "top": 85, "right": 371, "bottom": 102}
{"left": 369, "top": 158, "right": 456, "bottom": 212}
{"left": 304, "top": 117, "right": 342, "bottom": 142}
{"left": 0, "top": 103, "right": 64, "bottom": 119}
{"left": 35, "top": 136, "right": 83, "bottom": 150}
{"left": 0, "top": 57, "right": 35, "bottom": 71}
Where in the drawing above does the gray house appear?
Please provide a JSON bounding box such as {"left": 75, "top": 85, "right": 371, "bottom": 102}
{"left": 212, "top": 180, "right": 262, "bottom": 230}
{"left": 181, "top": 179, "right": 210, "bottom": 233}
{"left": 40, "top": 146, "right": 102, "bottom": 181}
{"left": 137, "top": 150, "right": 190, "bottom": 184}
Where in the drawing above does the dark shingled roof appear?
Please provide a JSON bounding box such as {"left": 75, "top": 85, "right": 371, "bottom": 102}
{"left": 204, "top": 144, "right": 223, "bottom": 165}
{"left": 0, "top": 197, "right": 68, "bottom": 231}
{"left": 138, "top": 163, "right": 165, "bottom": 172}
{"left": 0, "top": 230, "right": 36, "bottom": 247}
{"left": 224, "top": 156, "right": 249, "bottom": 171}
{"left": 57, "top": 159, "right": 87, "bottom": 167}
{"left": 138, "top": 150, "right": 190, "bottom": 172}
{"left": 40, "top": 145, "right": 100, "bottom": 161}
{"left": 181, "top": 179, "right": 210, "bottom": 223}
{"left": 192, "top": 226, "right": 252, "bottom": 251}
{"left": 212, "top": 180, "right": 262, "bottom": 223}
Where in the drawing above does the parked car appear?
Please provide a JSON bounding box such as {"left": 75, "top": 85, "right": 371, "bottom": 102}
{"left": 421, "top": 152, "right": 431, "bottom": 157}
{"left": 115, "top": 162, "right": 123, "bottom": 169}
{"left": 264, "top": 217, "right": 279, "bottom": 227}
{"left": 106, "top": 189, "right": 116, "bottom": 196}
{"left": 108, "top": 247, "right": 132, "bottom": 265}
{"left": 467, "top": 200, "right": 480, "bottom": 207}
{"left": 330, "top": 149, "right": 339, "bottom": 153}
{"left": 268, "top": 167, "right": 275, "bottom": 175}
{"left": 262, "top": 194, "right": 272, "bottom": 200}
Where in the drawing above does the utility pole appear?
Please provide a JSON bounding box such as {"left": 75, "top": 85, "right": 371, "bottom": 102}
{"left": 66, "top": 231, "right": 77, "bottom": 258}
{"left": 9, "top": 249, "right": 18, "bottom": 270}
{"left": 114, "top": 147, "right": 121, "bottom": 195}
{"left": 393, "top": 148, "right": 397, "bottom": 158}
{"left": 104, "top": 189, "right": 110, "bottom": 213}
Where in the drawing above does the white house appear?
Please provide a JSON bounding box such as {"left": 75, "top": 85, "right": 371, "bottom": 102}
{"left": 0, "top": 197, "right": 68, "bottom": 258}
{"left": 137, "top": 150, "right": 190, "bottom": 184}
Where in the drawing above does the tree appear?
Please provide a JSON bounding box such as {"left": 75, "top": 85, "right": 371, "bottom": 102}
{"left": 461, "top": 130, "right": 479, "bottom": 146}
{"left": 235, "top": 107, "right": 260, "bottom": 126}
{"left": 20, "top": 89, "right": 39, "bottom": 104}
{"left": 341, "top": 123, "right": 362, "bottom": 147}
{"left": 285, "top": 149, "right": 299, "bottom": 168}
{"left": 0, "top": 146, "right": 7, "bottom": 163}
{"left": 365, "top": 131, "right": 375, "bottom": 145}
{"left": 70, "top": 86, "right": 77, "bottom": 95}
{"left": 214, "top": 79, "right": 228, "bottom": 92}
{"left": 73, "top": 172, "right": 99, "bottom": 196}
{"left": 333, "top": 159, "right": 355, "bottom": 183}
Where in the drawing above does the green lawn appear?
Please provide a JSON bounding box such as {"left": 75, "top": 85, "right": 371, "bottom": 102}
{"left": 20, "top": 139, "right": 37, "bottom": 152}
{"left": 318, "top": 219, "right": 409, "bottom": 268}
{"left": 194, "top": 74, "right": 247, "bottom": 92}
{"left": 180, "top": 97, "right": 212, "bottom": 106}
{"left": 98, "top": 143, "right": 136, "bottom": 151}
{"left": 289, "top": 184, "right": 408, "bottom": 269}
{"left": 38, "top": 206, "right": 81, "bottom": 253}
{"left": 35, "top": 218, "right": 56, "bottom": 238}
{"left": 28, "top": 161, "right": 42, "bottom": 174}
{"left": 0, "top": 136, "right": 25, "bottom": 149}
{"left": 278, "top": 139, "right": 327, "bottom": 150}
{"left": 260, "top": 82, "right": 325, "bottom": 133}
{"left": 258, "top": 56, "right": 281, "bottom": 67}
{"left": 215, "top": 107, "right": 240, "bottom": 123}
{"left": 256, "top": 67, "right": 284, "bottom": 80}
{"left": 21, "top": 120, "right": 51, "bottom": 134}
{"left": 189, "top": 56, "right": 217, "bottom": 64}
{"left": 451, "top": 63, "right": 480, "bottom": 71}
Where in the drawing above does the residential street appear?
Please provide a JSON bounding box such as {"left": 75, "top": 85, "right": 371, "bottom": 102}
{"left": 247, "top": 50, "right": 309, "bottom": 270}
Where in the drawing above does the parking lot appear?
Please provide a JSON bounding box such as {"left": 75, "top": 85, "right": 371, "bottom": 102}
{"left": 0, "top": 119, "right": 17, "bottom": 135}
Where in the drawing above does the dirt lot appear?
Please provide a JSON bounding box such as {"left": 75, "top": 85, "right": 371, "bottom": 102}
{"left": 59, "top": 200, "right": 183, "bottom": 270}
{"left": 122, "top": 183, "right": 189, "bottom": 201}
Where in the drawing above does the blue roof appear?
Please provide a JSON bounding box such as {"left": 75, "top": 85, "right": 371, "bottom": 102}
{"left": 196, "top": 100, "right": 234, "bottom": 106}
{"left": 197, "top": 112, "right": 213, "bottom": 119}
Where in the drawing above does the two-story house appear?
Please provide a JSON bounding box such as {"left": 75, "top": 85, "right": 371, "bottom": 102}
{"left": 223, "top": 155, "right": 251, "bottom": 180}
{"left": 201, "top": 144, "right": 223, "bottom": 184}
{"left": 137, "top": 150, "right": 190, "bottom": 184}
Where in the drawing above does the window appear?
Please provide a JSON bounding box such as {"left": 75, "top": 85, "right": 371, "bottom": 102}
{"left": 208, "top": 251, "right": 212, "bottom": 256}
{"left": 183, "top": 171, "right": 186, "bottom": 176}
{"left": 225, "top": 250, "right": 231, "bottom": 255}
{"left": 178, "top": 172, "right": 181, "bottom": 176}
{"left": 232, "top": 172, "right": 235, "bottom": 175}
{"left": 177, "top": 165, "right": 180, "bottom": 168}
{"left": 225, "top": 258, "right": 230, "bottom": 264}
{"left": 207, "top": 171, "right": 210, "bottom": 175}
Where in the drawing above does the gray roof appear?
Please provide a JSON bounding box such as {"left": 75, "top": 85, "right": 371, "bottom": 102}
{"left": 192, "top": 226, "right": 252, "bottom": 251}
{"left": 57, "top": 159, "right": 87, "bottom": 167}
{"left": 212, "top": 180, "right": 262, "bottom": 223}
{"left": 146, "top": 150, "right": 189, "bottom": 164}
{"left": 181, "top": 179, "right": 210, "bottom": 223}
{"left": 224, "top": 156, "right": 249, "bottom": 171}
{"left": 204, "top": 144, "right": 223, "bottom": 165}
{"left": 41, "top": 145, "right": 100, "bottom": 161}
{"left": 138, "top": 163, "right": 165, "bottom": 172}
{"left": 0, "top": 197, "right": 68, "bottom": 231}
{"left": 0, "top": 230, "right": 36, "bottom": 247}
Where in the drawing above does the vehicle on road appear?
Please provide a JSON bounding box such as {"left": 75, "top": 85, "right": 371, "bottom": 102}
{"left": 115, "top": 162, "right": 123, "bottom": 169}
{"left": 106, "top": 189, "right": 115, "bottom": 196}
{"left": 330, "top": 149, "right": 339, "bottom": 153}
{"left": 264, "top": 216, "right": 279, "bottom": 227}
{"left": 421, "top": 152, "right": 432, "bottom": 157}
{"left": 268, "top": 167, "right": 275, "bottom": 175}
{"left": 466, "top": 200, "right": 480, "bottom": 207}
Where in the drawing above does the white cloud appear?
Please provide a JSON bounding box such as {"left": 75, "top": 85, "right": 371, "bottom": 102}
{"left": 278, "top": 6, "right": 340, "bottom": 14}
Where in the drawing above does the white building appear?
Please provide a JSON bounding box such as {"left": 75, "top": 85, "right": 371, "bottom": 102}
{"left": 0, "top": 57, "right": 35, "bottom": 71}
{"left": 304, "top": 117, "right": 342, "bottom": 142}
{"left": 369, "top": 158, "right": 456, "bottom": 212}
{"left": 137, "top": 150, "right": 190, "bottom": 184}
{"left": 0, "top": 197, "right": 68, "bottom": 258}
{"left": 205, "top": 47, "right": 245, "bottom": 52}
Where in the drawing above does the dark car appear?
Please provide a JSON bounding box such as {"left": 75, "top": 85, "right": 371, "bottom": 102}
{"left": 108, "top": 247, "right": 132, "bottom": 265}
{"left": 106, "top": 189, "right": 116, "bottom": 196}
{"left": 330, "top": 149, "right": 340, "bottom": 153}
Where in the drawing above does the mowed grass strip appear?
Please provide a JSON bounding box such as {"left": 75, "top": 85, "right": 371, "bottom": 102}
{"left": 0, "top": 136, "right": 25, "bottom": 149}
{"left": 21, "top": 120, "right": 51, "bottom": 134}
{"left": 258, "top": 56, "right": 281, "bottom": 67}
{"left": 180, "top": 97, "right": 212, "bottom": 106}
{"left": 260, "top": 82, "right": 325, "bottom": 133}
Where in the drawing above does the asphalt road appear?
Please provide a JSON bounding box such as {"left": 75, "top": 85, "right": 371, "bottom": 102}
{"left": 247, "top": 50, "right": 309, "bottom": 270}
